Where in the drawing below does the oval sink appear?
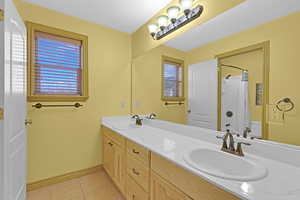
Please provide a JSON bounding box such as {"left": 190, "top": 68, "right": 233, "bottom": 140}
{"left": 184, "top": 148, "right": 267, "bottom": 181}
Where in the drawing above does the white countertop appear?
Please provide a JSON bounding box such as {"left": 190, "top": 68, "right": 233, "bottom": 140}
{"left": 102, "top": 116, "right": 300, "bottom": 200}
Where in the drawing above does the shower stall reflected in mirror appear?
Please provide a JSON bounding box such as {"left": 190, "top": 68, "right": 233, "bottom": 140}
{"left": 220, "top": 65, "right": 256, "bottom": 137}
{"left": 217, "top": 43, "right": 268, "bottom": 140}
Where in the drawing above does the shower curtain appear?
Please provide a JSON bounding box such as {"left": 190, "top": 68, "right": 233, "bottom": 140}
{"left": 222, "top": 75, "right": 251, "bottom": 135}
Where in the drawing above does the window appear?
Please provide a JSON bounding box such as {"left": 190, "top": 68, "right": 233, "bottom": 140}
{"left": 162, "top": 56, "right": 185, "bottom": 101}
{"left": 27, "top": 22, "right": 88, "bottom": 102}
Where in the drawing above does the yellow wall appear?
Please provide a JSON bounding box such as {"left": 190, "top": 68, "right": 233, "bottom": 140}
{"left": 131, "top": 0, "right": 245, "bottom": 59}
{"left": 132, "top": 45, "right": 187, "bottom": 124}
{"left": 220, "top": 49, "right": 264, "bottom": 121}
{"left": 14, "top": 0, "right": 132, "bottom": 183}
{"left": 187, "top": 11, "right": 300, "bottom": 146}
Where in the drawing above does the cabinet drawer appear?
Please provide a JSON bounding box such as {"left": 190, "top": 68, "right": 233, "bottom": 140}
{"left": 127, "top": 155, "right": 150, "bottom": 192}
{"left": 127, "top": 175, "right": 149, "bottom": 200}
{"left": 127, "top": 139, "right": 150, "bottom": 166}
{"left": 102, "top": 125, "right": 125, "bottom": 147}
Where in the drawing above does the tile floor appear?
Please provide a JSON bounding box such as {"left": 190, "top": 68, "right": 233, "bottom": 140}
{"left": 27, "top": 170, "right": 125, "bottom": 200}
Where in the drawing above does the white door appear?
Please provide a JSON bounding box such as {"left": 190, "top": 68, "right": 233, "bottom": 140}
{"left": 188, "top": 59, "right": 218, "bottom": 130}
{"left": 0, "top": 0, "right": 27, "bottom": 199}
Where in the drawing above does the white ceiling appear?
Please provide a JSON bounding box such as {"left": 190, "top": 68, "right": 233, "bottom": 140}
{"left": 23, "top": 0, "right": 172, "bottom": 33}
{"left": 165, "top": 0, "right": 300, "bottom": 51}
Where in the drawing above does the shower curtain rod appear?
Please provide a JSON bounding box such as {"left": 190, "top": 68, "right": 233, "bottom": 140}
{"left": 219, "top": 64, "right": 248, "bottom": 72}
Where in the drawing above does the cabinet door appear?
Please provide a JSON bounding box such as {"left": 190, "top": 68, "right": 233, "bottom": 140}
{"left": 113, "top": 144, "right": 126, "bottom": 195}
{"left": 127, "top": 175, "right": 149, "bottom": 200}
{"left": 103, "top": 136, "right": 115, "bottom": 178}
{"left": 151, "top": 172, "right": 192, "bottom": 200}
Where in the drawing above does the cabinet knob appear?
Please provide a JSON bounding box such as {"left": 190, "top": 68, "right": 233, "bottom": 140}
{"left": 132, "top": 149, "right": 140, "bottom": 154}
{"left": 132, "top": 168, "right": 140, "bottom": 176}
{"left": 108, "top": 142, "right": 113, "bottom": 146}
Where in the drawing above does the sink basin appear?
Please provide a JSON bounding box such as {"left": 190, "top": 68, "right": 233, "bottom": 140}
{"left": 184, "top": 148, "right": 268, "bottom": 181}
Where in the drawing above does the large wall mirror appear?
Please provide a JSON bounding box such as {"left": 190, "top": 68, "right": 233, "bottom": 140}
{"left": 131, "top": 9, "right": 300, "bottom": 147}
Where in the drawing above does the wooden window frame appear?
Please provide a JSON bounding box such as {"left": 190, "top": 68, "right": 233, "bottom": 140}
{"left": 161, "top": 56, "right": 185, "bottom": 101}
{"left": 26, "top": 22, "right": 89, "bottom": 102}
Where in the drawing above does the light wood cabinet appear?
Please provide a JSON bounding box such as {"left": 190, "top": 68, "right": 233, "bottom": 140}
{"left": 127, "top": 140, "right": 150, "bottom": 166}
{"left": 127, "top": 154, "right": 150, "bottom": 192}
{"left": 103, "top": 136, "right": 115, "bottom": 178}
{"left": 102, "top": 127, "right": 126, "bottom": 195}
{"left": 151, "top": 153, "right": 239, "bottom": 200}
{"left": 102, "top": 125, "right": 239, "bottom": 200}
{"left": 151, "top": 172, "right": 192, "bottom": 200}
{"left": 126, "top": 175, "right": 149, "bottom": 200}
{"left": 113, "top": 144, "right": 126, "bottom": 194}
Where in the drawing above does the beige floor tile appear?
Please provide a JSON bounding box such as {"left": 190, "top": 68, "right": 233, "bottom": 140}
{"left": 84, "top": 186, "right": 124, "bottom": 200}
{"left": 80, "top": 171, "right": 115, "bottom": 193}
{"left": 27, "top": 186, "right": 52, "bottom": 200}
{"left": 51, "top": 178, "right": 84, "bottom": 200}
{"left": 27, "top": 170, "right": 125, "bottom": 200}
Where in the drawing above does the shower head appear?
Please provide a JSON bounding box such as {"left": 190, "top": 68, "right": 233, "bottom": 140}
{"left": 225, "top": 74, "right": 232, "bottom": 79}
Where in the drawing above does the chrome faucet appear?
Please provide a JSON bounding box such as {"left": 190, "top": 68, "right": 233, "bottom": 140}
{"left": 236, "top": 142, "right": 251, "bottom": 156}
{"left": 225, "top": 130, "right": 236, "bottom": 152}
{"left": 132, "top": 115, "right": 143, "bottom": 126}
{"left": 217, "top": 124, "right": 251, "bottom": 157}
{"left": 243, "top": 127, "right": 251, "bottom": 138}
{"left": 147, "top": 113, "right": 157, "bottom": 119}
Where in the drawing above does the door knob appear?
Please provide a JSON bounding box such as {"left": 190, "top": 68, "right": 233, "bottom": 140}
{"left": 25, "top": 119, "right": 32, "bottom": 126}
{"left": 188, "top": 110, "right": 191, "bottom": 114}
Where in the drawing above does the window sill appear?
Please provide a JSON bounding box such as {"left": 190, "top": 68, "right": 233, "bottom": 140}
{"left": 27, "top": 95, "right": 89, "bottom": 102}
{"left": 161, "top": 97, "right": 185, "bottom": 102}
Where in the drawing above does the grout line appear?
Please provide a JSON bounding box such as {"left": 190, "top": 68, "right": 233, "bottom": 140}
{"left": 78, "top": 177, "right": 87, "bottom": 200}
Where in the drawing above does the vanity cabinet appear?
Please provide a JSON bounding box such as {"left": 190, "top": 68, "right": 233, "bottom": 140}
{"left": 127, "top": 175, "right": 149, "bottom": 200}
{"left": 102, "top": 125, "right": 239, "bottom": 200}
{"left": 126, "top": 140, "right": 151, "bottom": 199}
{"left": 113, "top": 144, "right": 126, "bottom": 193}
{"left": 151, "top": 153, "right": 239, "bottom": 200}
{"left": 103, "top": 136, "right": 115, "bottom": 178}
{"left": 102, "top": 126, "right": 126, "bottom": 195}
{"left": 151, "top": 172, "right": 192, "bottom": 200}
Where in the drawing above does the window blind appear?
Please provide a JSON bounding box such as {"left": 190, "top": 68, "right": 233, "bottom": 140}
{"left": 33, "top": 31, "right": 82, "bottom": 95}
{"left": 163, "top": 62, "right": 183, "bottom": 98}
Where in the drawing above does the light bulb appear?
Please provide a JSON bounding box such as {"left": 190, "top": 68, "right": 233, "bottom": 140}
{"left": 148, "top": 24, "right": 158, "bottom": 37}
{"left": 167, "top": 6, "right": 180, "bottom": 24}
{"left": 180, "top": 0, "right": 194, "bottom": 16}
{"left": 157, "top": 15, "right": 169, "bottom": 30}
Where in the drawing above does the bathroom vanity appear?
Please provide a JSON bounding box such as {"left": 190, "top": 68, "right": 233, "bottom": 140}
{"left": 101, "top": 116, "right": 300, "bottom": 200}
{"left": 101, "top": 125, "right": 238, "bottom": 200}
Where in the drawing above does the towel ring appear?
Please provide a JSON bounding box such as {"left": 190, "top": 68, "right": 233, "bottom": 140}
{"left": 276, "top": 98, "right": 295, "bottom": 112}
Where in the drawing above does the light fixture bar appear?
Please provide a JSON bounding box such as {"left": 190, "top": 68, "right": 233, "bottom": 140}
{"left": 155, "top": 5, "right": 203, "bottom": 40}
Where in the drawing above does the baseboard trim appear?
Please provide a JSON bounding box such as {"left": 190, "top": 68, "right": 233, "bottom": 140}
{"left": 27, "top": 165, "right": 103, "bottom": 191}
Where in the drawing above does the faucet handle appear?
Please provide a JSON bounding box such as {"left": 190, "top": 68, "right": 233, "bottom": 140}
{"left": 147, "top": 113, "right": 156, "bottom": 119}
{"left": 132, "top": 115, "right": 140, "bottom": 119}
{"left": 236, "top": 142, "right": 251, "bottom": 156}
{"left": 216, "top": 135, "right": 228, "bottom": 150}
{"left": 216, "top": 135, "right": 224, "bottom": 139}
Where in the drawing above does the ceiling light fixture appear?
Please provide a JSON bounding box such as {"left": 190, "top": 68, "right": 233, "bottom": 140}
{"left": 157, "top": 15, "right": 169, "bottom": 31}
{"left": 180, "top": 0, "right": 194, "bottom": 16}
{"left": 148, "top": 0, "right": 203, "bottom": 40}
{"left": 148, "top": 24, "right": 158, "bottom": 37}
{"left": 167, "top": 6, "right": 181, "bottom": 24}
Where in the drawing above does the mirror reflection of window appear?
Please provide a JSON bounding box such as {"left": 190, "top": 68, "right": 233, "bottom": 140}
{"left": 162, "top": 57, "right": 184, "bottom": 101}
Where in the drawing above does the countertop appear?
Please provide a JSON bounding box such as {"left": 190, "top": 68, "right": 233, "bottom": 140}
{"left": 102, "top": 116, "right": 300, "bottom": 200}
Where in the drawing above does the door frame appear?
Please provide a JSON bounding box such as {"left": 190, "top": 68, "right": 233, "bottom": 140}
{"left": 215, "top": 41, "right": 270, "bottom": 140}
